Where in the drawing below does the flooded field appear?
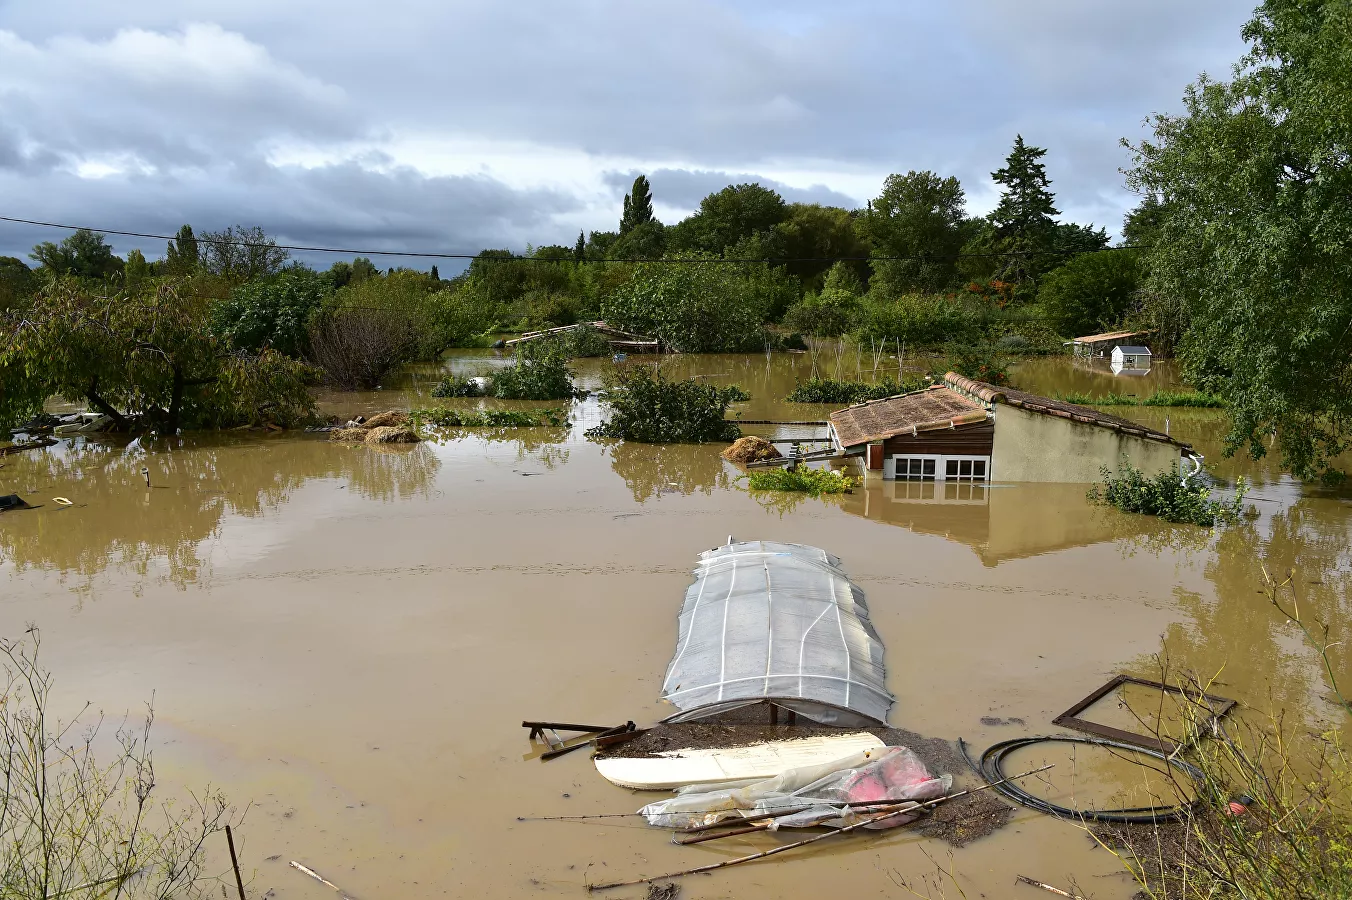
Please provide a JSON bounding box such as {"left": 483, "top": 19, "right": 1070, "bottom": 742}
{"left": 3, "top": 349, "right": 1350, "bottom": 899}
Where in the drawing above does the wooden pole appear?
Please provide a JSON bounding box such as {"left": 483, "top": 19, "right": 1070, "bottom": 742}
{"left": 589, "top": 764, "right": 1053, "bottom": 891}
{"left": 1016, "top": 875, "right": 1087, "bottom": 899}
{"left": 226, "top": 825, "right": 246, "bottom": 900}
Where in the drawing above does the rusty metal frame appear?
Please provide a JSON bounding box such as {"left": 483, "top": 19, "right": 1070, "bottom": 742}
{"left": 1052, "top": 675, "right": 1236, "bottom": 754}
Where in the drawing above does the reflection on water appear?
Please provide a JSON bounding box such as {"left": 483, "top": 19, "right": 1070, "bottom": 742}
{"left": 838, "top": 480, "right": 1176, "bottom": 566}
{"left": 602, "top": 440, "right": 731, "bottom": 502}
{"left": 0, "top": 434, "right": 440, "bottom": 587}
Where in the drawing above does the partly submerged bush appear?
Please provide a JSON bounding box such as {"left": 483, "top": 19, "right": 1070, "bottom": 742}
{"left": 855, "top": 292, "right": 979, "bottom": 347}
{"left": 587, "top": 366, "right": 742, "bottom": 443}
{"left": 307, "top": 305, "right": 419, "bottom": 390}
{"left": 542, "top": 324, "right": 613, "bottom": 358}
{"left": 786, "top": 377, "right": 926, "bottom": 405}
{"left": 412, "top": 407, "right": 568, "bottom": 428}
{"left": 746, "top": 466, "right": 856, "bottom": 495}
{"left": 430, "top": 374, "right": 488, "bottom": 398}
{"left": 598, "top": 258, "right": 773, "bottom": 353}
{"left": 491, "top": 342, "right": 578, "bottom": 400}
{"left": 783, "top": 288, "right": 861, "bottom": 337}
{"left": 1088, "top": 462, "right": 1246, "bottom": 527}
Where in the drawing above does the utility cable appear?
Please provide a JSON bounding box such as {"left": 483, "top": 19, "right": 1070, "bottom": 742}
{"left": 0, "top": 214, "right": 1143, "bottom": 265}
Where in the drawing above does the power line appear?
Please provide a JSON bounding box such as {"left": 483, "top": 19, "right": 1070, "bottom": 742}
{"left": 0, "top": 214, "right": 1141, "bottom": 265}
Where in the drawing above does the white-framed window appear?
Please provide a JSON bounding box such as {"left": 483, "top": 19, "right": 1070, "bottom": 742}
{"left": 890, "top": 453, "right": 991, "bottom": 483}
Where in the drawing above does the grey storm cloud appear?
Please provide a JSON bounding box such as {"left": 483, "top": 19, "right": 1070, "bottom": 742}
{"left": 0, "top": 1, "right": 1255, "bottom": 259}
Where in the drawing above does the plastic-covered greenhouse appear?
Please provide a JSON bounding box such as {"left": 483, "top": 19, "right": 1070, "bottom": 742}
{"left": 660, "top": 541, "right": 893, "bottom": 727}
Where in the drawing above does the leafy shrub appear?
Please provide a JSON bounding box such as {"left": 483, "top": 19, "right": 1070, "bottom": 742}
{"left": 936, "top": 343, "right": 1010, "bottom": 386}
{"left": 785, "top": 377, "right": 926, "bottom": 404}
{"left": 210, "top": 267, "right": 331, "bottom": 357}
{"left": 431, "top": 375, "right": 488, "bottom": 398}
{"left": 587, "top": 366, "right": 742, "bottom": 443}
{"left": 1088, "top": 462, "right": 1246, "bottom": 526}
{"left": 412, "top": 407, "right": 568, "bottom": 427}
{"left": 335, "top": 272, "right": 493, "bottom": 358}
{"left": 855, "top": 292, "right": 979, "bottom": 346}
{"left": 746, "top": 466, "right": 857, "bottom": 495}
{"left": 307, "top": 305, "right": 419, "bottom": 390}
{"left": 491, "top": 342, "right": 578, "bottom": 400}
{"left": 783, "top": 288, "right": 861, "bottom": 336}
{"left": 533, "top": 325, "right": 613, "bottom": 358}
{"left": 598, "top": 258, "right": 771, "bottom": 352}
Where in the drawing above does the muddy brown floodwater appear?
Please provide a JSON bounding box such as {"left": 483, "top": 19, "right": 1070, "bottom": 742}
{"left": 3, "top": 348, "right": 1350, "bottom": 899}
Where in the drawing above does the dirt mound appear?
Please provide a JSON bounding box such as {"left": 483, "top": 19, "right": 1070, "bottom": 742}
{"left": 362, "top": 410, "right": 409, "bottom": 429}
{"left": 329, "top": 428, "right": 370, "bottom": 442}
{"left": 365, "top": 426, "right": 420, "bottom": 444}
{"left": 722, "top": 436, "right": 781, "bottom": 464}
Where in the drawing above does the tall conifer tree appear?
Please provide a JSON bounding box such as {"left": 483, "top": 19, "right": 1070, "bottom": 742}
{"left": 989, "top": 136, "right": 1058, "bottom": 284}
{"left": 620, "top": 175, "right": 654, "bottom": 234}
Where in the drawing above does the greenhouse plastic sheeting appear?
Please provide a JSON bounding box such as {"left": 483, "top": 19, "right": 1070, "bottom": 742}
{"left": 660, "top": 541, "right": 893, "bottom": 727}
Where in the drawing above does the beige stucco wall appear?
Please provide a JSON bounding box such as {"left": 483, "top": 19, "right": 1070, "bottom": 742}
{"left": 990, "top": 404, "right": 1183, "bottom": 483}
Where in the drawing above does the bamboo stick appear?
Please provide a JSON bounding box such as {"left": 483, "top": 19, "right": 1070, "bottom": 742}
{"left": 588, "top": 764, "right": 1053, "bottom": 891}
{"left": 1016, "top": 874, "right": 1087, "bottom": 898}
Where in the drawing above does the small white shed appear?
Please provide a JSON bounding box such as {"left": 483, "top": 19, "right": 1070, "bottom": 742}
{"left": 1111, "top": 345, "right": 1153, "bottom": 372}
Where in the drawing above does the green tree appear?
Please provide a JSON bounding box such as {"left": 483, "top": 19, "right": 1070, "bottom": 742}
{"left": 863, "top": 171, "right": 967, "bottom": 294}
{"left": 620, "top": 175, "right": 655, "bottom": 234}
{"left": 0, "top": 257, "right": 35, "bottom": 313}
{"left": 29, "top": 229, "right": 123, "bottom": 280}
{"left": 0, "top": 279, "right": 317, "bottom": 432}
{"left": 1038, "top": 250, "right": 1141, "bottom": 337}
{"left": 599, "top": 258, "right": 770, "bottom": 352}
{"left": 989, "top": 136, "right": 1059, "bottom": 286}
{"left": 164, "top": 224, "right": 199, "bottom": 275}
{"left": 124, "top": 248, "right": 153, "bottom": 287}
{"left": 1127, "top": 0, "right": 1352, "bottom": 481}
{"left": 199, "top": 225, "right": 290, "bottom": 282}
{"left": 430, "top": 264, "right": 440, "bottom": 281}
{"left": 574, "top": 230, "right": 586, "bottom": 263}
{"left": 1122, "top": 194, "right": 1169, "bottom": 248}
{"left": 773, "top": 203, "right": 870, "bottom": 290}
{"left": 668, "top": 183, "right": 787, "bottom": 254}
{"left": 211, "top": 267, "right": 333, "bottom": 357}
{"left": 609, "top": 219, "right": 668, "bottom": 260}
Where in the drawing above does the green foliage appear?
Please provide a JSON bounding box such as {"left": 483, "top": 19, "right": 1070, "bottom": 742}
{"left": 937, "top": 342, "right": 1011, "bottom": 386}
{"left": 430, "top": 374, "right": 487, "bottom": 398}
{"left": 1088, "top": 462, "right": 1246, "bottom": 527}
{"left": 198, "top": 225, "right": 289, "bottom": 283}
{"left": 1038, "top": 249, "right": 1141, "bottom": 337}
{"left": 863, "top": 170, "right": 967, "bottom": 293}
{"left": 745, "top": 466, "right": 857, "bottom": 495}
{"left": 599, "top": 259, "right": 773, "bottom": 352}
{"left": 490, "top": 342, "right": 578, "bottom": 400}
{"left": 774, "top": 204, "right": 870, "bottom": 289}
{"left": 989, "top": 135, "right": 1060, "bottom": 287}
{"left": 164, "top": 224, "right": 199, "bottom": 275}
{"left": 587, "top": 366, "right": 742, "bottom": 443}
{"left": 784, "top": 288, "right": 859, "bottom": 336}
{"left": 547, "top": 325, "right": 613, "bottom": 358}
{"left": 667, "top": 183, "right": 788, "bottom": 255}
{"left": 856, "top": 292, "right": 978, "bottom": 346}
{"left": 1122, "top": 194, "right": 1168, "bottom": 249}
{"left": 0, "top": 257, "right": 35, "bottom": 313}
{"left": 334, "top": 271, "right": 486, "bottom": 358}
{"left": 620, "top": 174, "right": 655, "bottom": 234}
{"left": 1055, "top": 390, "right": 1226, "bottom": 408}
{"left": 211, "top": 267, "right": 332, "bottom": 357}
{"left": 786, "top": 377, "right": 923, "bottom": 404}
{"left": 608, "top": 219, "right": 668, "bottom": 261}
{"left": 0, "top": 279, "right": 317, "bottom": 432}
{"left": 412, "top": 407, "right": 568, "bottom": 428}
{"left": 1125, "top": 0, "right": 1352, "bottom": 482}
{"left": 29, "top": 229, "right": 123, "bottom": 280}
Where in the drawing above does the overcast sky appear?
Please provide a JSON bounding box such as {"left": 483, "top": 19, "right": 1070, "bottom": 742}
{"left": 0, "top": 1, "right": 1253, "bottom": 268}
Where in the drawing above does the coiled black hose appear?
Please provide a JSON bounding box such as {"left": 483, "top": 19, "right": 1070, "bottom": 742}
{"left": 959, "top": 735, "right": 1205, "bottom": 824}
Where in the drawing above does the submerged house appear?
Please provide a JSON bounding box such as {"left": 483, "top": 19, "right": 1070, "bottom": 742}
{"left": 827, "top": 372, "right": 1195, "bottom": 483}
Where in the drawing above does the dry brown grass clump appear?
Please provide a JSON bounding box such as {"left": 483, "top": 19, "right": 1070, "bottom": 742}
{"left": 722, "top": 436, "right": 781, "bottom": 464}
{"left": 362, "top": 410, "right": 409, "bottom": 429}
{"left": 364, "top": 425, "right": 420, "bottom": 444}
{"left": 329, "top": 427, "right": 370, "bottom": 442}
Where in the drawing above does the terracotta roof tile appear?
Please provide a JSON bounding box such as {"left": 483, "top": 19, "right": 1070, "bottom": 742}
{"left": 829, "top": 385, "right": 988, "bottom": 448}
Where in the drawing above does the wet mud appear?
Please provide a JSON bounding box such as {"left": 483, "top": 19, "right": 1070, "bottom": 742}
{"left": 2, "top": 348, "right": 1350, "bottom": 899}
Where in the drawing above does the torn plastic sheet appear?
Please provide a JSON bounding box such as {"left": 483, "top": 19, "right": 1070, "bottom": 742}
{"left": 640, "top": 747, "right": 951, "bottom": 831}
